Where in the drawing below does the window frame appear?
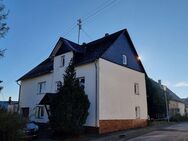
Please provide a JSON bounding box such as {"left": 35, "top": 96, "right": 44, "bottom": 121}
{"left": 135, "top": 106, "right": 141, "bottom": 119}
{"left": 35, "top": 105, "right": 44, "bottom": 119}
{"left": 37, "top": 81, "right": 46, "bottom": 94}
{"left": 122, "top": 54, "right": 127, "bottom": 65}
{"left": 78, "top": 77, "right": 85, "bottom": 90}
{"left": 60, "top": 55, "right": 65, "bottom": 67}
{"left": 134, "top": 83, "right": 139, "bottom": 95}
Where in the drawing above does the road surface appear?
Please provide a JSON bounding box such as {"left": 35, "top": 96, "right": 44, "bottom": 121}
{"left": 128, "top": 122, "right": 188, "bottom": 141}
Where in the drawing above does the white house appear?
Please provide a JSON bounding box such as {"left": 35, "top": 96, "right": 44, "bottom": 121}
{"left": 18, "top": 29, "right": 148, "bottom": 133}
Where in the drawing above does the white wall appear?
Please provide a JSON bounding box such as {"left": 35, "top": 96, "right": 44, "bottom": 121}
{"left": 178, "top": 102, "right": 185, "bottom": 116}
{"left": 52, "top": 52, "right": 73, "bottom": 92}
{"left": 20, "top": 73, "right": 53, "bottom": 123}
{"left": 20, "top": 51, "right": 98, "bottom": 126}
{"left": 99, "top": 58, "right": 147, "bottom": 120}
{"left": 76, "top": 62, "right": 97, "bottom": 127}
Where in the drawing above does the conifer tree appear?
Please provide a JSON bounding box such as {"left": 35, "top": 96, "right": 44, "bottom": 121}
{"left": 50, "top": 59, "right": 90, "bottom": 134}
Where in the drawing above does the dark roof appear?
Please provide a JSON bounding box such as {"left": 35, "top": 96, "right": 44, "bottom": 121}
{"left": 182, "top": 98, "right": 188, "bottom": 107}
{"left": 166, "top": 88, "right": 184, "bottom": 103}
{"left": 39, "top": 93, "right": 57, "bottom": 105}
{"left": 18, "top": 58, "right": 53, "bottom": 81}
{"left": 149, "top": 78, "right": 184, "bottom": 103}
{"left": 74, "top": 29, "right": 123, "bottom": 65}
{"left": 18, "top": 29, "right": 145, "bottom": 80}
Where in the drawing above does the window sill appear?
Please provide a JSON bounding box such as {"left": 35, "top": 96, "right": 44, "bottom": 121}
{"left": 37, "top": 93, "right": 45, "bottom": 95}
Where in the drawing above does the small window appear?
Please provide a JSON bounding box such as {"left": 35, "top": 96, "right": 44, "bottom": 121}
{"left": 122, "top": 55, "right": 127, "bottom": 65}
{"left": 56, "top": 81, "right": 62, "bottom": 92}
{"left": 135, "top": 106, "right": 140, "bottom": 119}
{"left": 78, "top": 77, "right": 85, "bottom": 90}
{"left": 38, "top": 81, "right": 46, "bottom": 94}
{"left": 35, "top": 106, "right": 44, "bottom": 119}
{"left": 60, "top": 55, "right": 65, "bottom": 67}
{"left": 134, "top": 83, "right": 139, "bottom": 95}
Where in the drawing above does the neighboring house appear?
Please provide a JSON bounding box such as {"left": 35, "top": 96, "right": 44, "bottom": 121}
{"left": 18, "top": 29, "right": 148, "bottom": 133}
{"left": 182, "top": 98, "right": 188, "bottom": 115}
{"left": 158, "top": 81, "right": 185, "bottom": 117}
{"left": 0, "top": 97, "right": 18, "bottom": 112}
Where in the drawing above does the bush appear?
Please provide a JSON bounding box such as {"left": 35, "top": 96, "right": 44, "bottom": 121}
{"left": 170, "top": 114, "right": 188, "bottom": 122}
{"left": 0, "top": 108, "right": 25, "bottom": 141}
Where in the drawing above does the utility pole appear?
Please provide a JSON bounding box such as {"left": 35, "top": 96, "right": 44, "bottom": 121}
{"left": 77, "top": 19, "right": 82, "bottom": 44}
{"left": 163, "top": 85, "right": 170, "bottom": 122}
{"left": 0, "top": 80, "right": 3, "bottom": 92}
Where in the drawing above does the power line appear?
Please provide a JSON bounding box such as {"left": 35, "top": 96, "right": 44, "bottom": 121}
{"left": 82, "top": 0, "right": 120, "bottom": 24}
{"left": 62, "top": 0, "right": 121, "bottom": 39}
{"left": 62, "top": 24, "right": 77, "bottom": 37}
{"left": 81, "top": 28, "right": 93, "bottom": 40}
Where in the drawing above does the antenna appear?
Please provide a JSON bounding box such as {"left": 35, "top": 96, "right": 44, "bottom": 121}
{"left": 77, "top": 19, "right": 82, "bottom": 44}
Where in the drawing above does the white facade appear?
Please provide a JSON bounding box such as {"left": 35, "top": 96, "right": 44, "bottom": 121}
{"left": 98, "top": 58, "right": 148, "bottom": 120}
{"left": 20, "top": 52, "right": 98, "bottom": 126}
{"left": 20, "top": 53, "right": 148, "bottom": 126}
{"left": 169, "top": 100, "right": 185, "bottom": 116}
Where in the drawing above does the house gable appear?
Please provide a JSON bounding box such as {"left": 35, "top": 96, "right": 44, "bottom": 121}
{"left": 101, "top": 31, "right": 145, "bottom": 73}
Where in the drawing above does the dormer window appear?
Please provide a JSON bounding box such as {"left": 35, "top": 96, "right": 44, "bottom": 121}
{"left": 60, "top": 55, "right": 65, "bottom": 67}
{"left": 122, "top": 55, "right": 127, "bottom": 65}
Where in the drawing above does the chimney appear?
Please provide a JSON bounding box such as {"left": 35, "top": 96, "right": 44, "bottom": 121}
{"left": 105, "top": 33, "right": 109, "bottom": 37}
{"left": 158, "top": 80, "right": 161, "bottom": 86}
{"left": 8, "top": 97, "right": 12, "bottom": 105}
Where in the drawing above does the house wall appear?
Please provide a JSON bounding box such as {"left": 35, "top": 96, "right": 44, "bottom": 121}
{"left": 178, "top": 102, "right": 185, "bottom": 116}
{"left": 20, "top": 74, "right": 53, "bottom": 123}
{"left": 98, "top": 58, "right": 147, "bottom": 133}
{"left": 76, "top": 62, "right": 98, "bottom": 127}
{"left": 169, "top": 100, "right": 185, "bottom": 116}
{"left": 52, "top": 51, "right": 73, "bottom": 92}
{"left": 20, "top": 52, "right": 97, "bottom": 127}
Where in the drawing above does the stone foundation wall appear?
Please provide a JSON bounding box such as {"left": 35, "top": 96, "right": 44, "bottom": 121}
{"left": 99, "top": 119, "right": 147, "bottom": 134}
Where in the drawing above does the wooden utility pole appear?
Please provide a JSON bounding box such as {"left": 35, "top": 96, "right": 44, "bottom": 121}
{"left": 77, "top": 19, "right": 82, "bottom": 44}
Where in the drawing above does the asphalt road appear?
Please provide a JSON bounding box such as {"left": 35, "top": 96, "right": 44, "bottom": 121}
{"left": 127, "top": 122, "right": 188, "bottom": 141}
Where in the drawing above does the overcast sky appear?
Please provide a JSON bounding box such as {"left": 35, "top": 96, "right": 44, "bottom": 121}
{"left": 0, "top": 0, "right": 188, "bottom": 100}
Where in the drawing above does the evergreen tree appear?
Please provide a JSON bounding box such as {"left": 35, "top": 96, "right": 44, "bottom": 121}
{"left": 50, "top": 59, "right": 90, "bottom": 134}
{"left": 146, "top": 77, "right": 167, "bottom": 119}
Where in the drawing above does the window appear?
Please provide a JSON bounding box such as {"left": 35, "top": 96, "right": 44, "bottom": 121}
{"left": 135, "top": 106, "right": 140, "bottom": 119}
{"left": 37, "top": 81, "right": 46, "bottom": 94}
{"left": 56, "top": 81, "right": 62, "bottom": 92}
{"left": 122, "top": 55, "right": 127, "bottom": 65}
{"left": 78, "top": 77, "right": 85, "bottom": 90}
{"left": 35, "top": 106, "right": 44, "bottom": 119}
{"left": 134, "top": 83, "right": 139, "bottom": 95}
{"left": 60, "top": 55, "right": 65, "bottom": 67}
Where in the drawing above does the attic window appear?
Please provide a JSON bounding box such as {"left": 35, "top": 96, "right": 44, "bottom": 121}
{"left": 122, "top": 55, "right": 127, "bottom": 65}
{"left": 60, "top": 55, "right": 65, "bottom": 67}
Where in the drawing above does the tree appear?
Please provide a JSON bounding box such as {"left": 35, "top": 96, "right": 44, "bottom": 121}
{"left": 146, "top": 77, "right": 167, "bottom": 119}
{"left": 49, "top": 59, "right": 90, "bottom": 135}
{"left": 0, "top": 2, "right": 9, "bottom": 56}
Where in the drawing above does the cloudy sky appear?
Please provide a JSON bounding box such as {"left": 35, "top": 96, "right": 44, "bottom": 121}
{"left": 0, "top": 0, "right": 188, "bottom": 100}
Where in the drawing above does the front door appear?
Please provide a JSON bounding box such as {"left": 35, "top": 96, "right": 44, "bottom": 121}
{"left": 21, "top": 107, "right": 29, "bottom": 119}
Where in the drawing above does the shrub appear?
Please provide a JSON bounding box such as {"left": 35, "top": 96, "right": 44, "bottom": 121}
{"left": 0, "top": 108, "right": 25, "bottom": 141}
{"left": 170, "top": 114, "right": 188, "bottom": 122}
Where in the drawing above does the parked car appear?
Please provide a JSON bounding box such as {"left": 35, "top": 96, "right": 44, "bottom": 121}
{"left": 23, "top": 121, "right": 39, "bottom": 139}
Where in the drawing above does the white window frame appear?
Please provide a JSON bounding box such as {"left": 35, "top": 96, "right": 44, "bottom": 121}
{"left": 35, "top": 105, "right": 44, "bottom": 119}
{"left": 78, "top": 77, "right": 85, "bottom": 90}
{"left": 122, "top": 55, "right": 127, "bottom": 65}
{"left": 60, "top": 55, "right": 65, "bottom": 67}
{"left": 134, "top": 83, "right": 139, "bottom": 95}
{"left": 135, "top": 106, "right": 140, "bottom": 119}
{"left": 37, "top": 81, "right": 46, "bottom": 94}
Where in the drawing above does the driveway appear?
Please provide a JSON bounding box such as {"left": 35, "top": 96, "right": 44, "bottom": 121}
{"left": 127, "top": 122, "right": 188, "bottom": 141}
